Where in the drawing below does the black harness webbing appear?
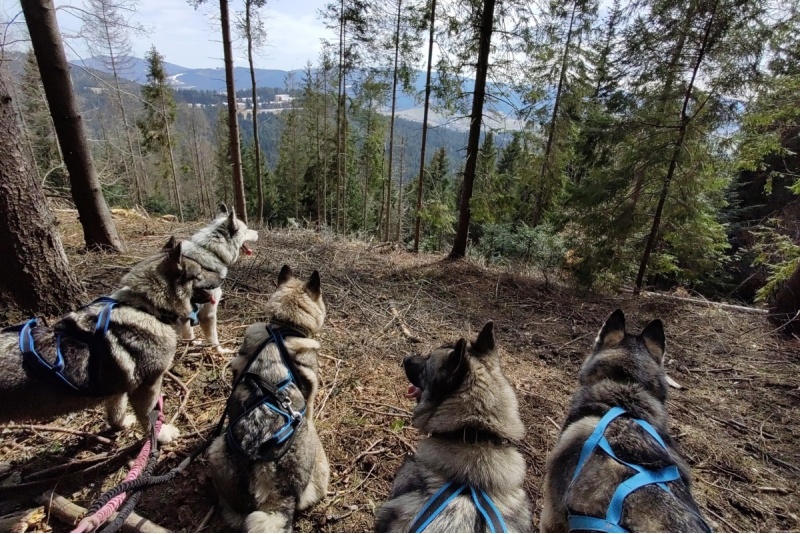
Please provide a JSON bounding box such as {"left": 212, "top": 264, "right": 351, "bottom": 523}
{"left": 84, "top": 323, "right": 309, "bottom": 531}
{"left": 224, "top": 324, "right": 307, "bottom": 462}
{"left": 3, "top": 297, "right": 118, "bottom": 396}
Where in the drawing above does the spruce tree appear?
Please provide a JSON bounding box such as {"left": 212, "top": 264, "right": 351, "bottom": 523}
{"left": 138, "top": 46, "right": 183, "bottom": 220}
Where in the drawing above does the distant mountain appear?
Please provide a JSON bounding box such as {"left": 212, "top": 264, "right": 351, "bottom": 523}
{"left": 72, "top": 56, "right": 531, "bottom": 130}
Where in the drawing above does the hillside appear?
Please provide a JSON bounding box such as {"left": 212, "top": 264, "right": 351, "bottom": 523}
{"left": 71, "top": 56, "right": 527, "bottom": 128}
{"left": 0, "top": 212, "right": 797, "bottom": 532}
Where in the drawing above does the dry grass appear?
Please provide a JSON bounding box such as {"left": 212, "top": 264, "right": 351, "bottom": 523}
{"left": 1, "top": 211, "right": 798, "bottom": 532}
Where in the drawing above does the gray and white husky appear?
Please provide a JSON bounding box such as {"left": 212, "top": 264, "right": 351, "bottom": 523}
{"left": 178, "top": 203, "right": 259, "bottom": 351}
{"left": 375, "top": 322, "right": 533, "bottom": 533}
{"left": 0, "top": 238, "right": 222, "bottom": 442}
{"left": 540, "top": 309, "right": 711, "bottom": 532}
{"left": 208, "top": 265, "right": 329, "bottom": 532}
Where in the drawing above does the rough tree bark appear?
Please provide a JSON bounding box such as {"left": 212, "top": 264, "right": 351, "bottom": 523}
{"left": 21, "top": 0, "right": 123, "bottom": 252}
{"left": 449, "top": 0, "right": 496, "bottom": 259}
{"left": 220, "top": 0, "right": 247, "bottom": 222}
{"left": 413, "top": 0, "right": 436, "bottom": 253}
{"left": 0, "top": 66, "right": 85, "bottom": 315}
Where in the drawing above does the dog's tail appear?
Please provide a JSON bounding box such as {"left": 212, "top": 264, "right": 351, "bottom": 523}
{"left": 245, "top": 511, "right": 289, "bottom": 533}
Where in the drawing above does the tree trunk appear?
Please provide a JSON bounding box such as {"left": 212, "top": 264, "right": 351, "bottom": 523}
{"left": 190, "top": 112, "right": 209, "bottom": 217}
{"left": 322, "top": 68, "right": 329, "bottom": 227}
{"left": 0, "top": 66, "right": 85, "bottom": 315}
{"left": 770, "top": 260, "right": 800, "bottom": 335}
{"left": 449, "top": 0, "right": 496, "bottom": 259}
{"left": 385, "top": 0, "right": 403, "bottom": 242}
{"left": 108, "top": 55, "right": 143, "bottom": 207}
{"left": 413, "top": 0, "right": 436, "bottom": 253}
{"left": 21, "top": 0, "right": 123, "bottom": 252}
{"left": 336, "top": 0, "right": 345, "bottom": 234}
{"left": 363, "top": 95, "right": 372, "bottom": 230}
{"left": 533, "top": 0, "right": 577, "bottom": 228}
{"left": 396, "top": 135, "right": 405, "bottom": 241}
{"left": 161, "top": 91, "right": 183, "bottom": 222}
{"left": 245, "top": 1, "right": 264, "bottom": 226}
{"left": 634, "top": 4, "right": 716, "bottom": 293}
{"left": 220, "top": 0, "right": 247, "bottom": 222}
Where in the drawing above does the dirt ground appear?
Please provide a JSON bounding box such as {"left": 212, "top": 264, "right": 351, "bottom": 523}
{"left": 1, "top": 212, "right": 799, "bottom": 533}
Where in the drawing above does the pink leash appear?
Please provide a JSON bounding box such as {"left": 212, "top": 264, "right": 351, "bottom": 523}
{"left": 72, "top": 398, "right": 163, "bottom": 533}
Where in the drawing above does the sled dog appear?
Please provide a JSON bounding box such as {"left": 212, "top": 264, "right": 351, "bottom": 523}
{"left": 540, "top": 309, "right": 711, "bottom": 532}
{"left": 208, "top": 265, "right": 328, "bottom": 532}
{"left": 178, "top": 203, "right": 259, "bottom": 351}
{"left": 0, "top": 238, "right": 222, "bottom": 443}
{"left": 375, "top": 322, "right": 532, "bottom": 532}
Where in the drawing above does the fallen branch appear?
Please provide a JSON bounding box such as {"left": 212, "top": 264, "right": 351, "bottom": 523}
{"left": 25, "top": 442, "right": 140, "bottom": 482}
{"left": 165, "top": 370, "right": 192, "bottom": 426}
{"left": 0, "top": 442, "right": 140, "bottom": 502}
{"left": 634, "top": 289, "right": 768, "bottom": 315}
{"left": 745, "top": 442, "right": 800, "bottom": 473}
{"left": 1, "top": 424, "right": 113, "bottom": 445}
{"left": 388, "top": 300, "right": 421, "bottom": 343}
{"left": 38, "top": 492, "right": 168, "bottom": 533}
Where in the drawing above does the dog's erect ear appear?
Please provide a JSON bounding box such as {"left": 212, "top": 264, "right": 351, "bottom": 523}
{"left": 472, "top": 321, "right": 495, "bottom": 355}
{"left": 164, "top": 239, "right": 183, "bottom": 272}
{"left": 595, "top": 309, "right": 626, "bottom": 350}
{"left": 227, "top": 209, "right": 238, "bottom": 233}
{"left": 305, "top": 270, "right": 321, "bottom": 300}
{"left": 445, "top": 338, "right": 468, "bottom": 379}
{"left": 217, "top": 203, "right": 228, "bottom": 216}
{"left": 641, "top": 319, "right": 666, "bottom": 363}
{"left": 161, "top": 235, "right": 179, "bottom": 251}
{"left": 278, "top": 265, "right": 294, "bottom": 286}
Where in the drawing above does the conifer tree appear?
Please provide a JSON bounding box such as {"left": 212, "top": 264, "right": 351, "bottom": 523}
{"left": 138, "top": 46, "right": 183, "bottom": 220}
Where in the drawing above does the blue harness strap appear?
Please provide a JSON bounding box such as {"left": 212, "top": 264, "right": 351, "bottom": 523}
{"left": 409, "top": 481, "right": 509, "bottom": 533}
{"left": 225, "top": 324, "right": 307, "bottom": 462}
{"left": 567, "top": 407, "right": 682, "bottom": 533}
{"left": 12, "top": 298, "right": 118, "bottom": 396}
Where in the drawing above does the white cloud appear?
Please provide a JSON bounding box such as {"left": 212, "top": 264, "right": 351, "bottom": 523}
{"left": 2, "top": 0, "right": 334, "bottom": 71}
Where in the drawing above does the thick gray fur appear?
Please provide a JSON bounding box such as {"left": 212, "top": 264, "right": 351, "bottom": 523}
{"left": 208, "top": 265, "right": 328, "bottom": 533}
{"left": 178, "top": 203, "right": 259, "bottom": 350}
{"left": 0, "top": 239, "right": 222, "bottom": 443}
{"left": 540, "top": 309, "right": 711, "bottom": 532}
{"left": 375, "top": 322, "right": 533, "bottom": 532}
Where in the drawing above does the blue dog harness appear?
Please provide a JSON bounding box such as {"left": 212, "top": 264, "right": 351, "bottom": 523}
{"left": 225, "top": 324, "right": 307, "bottom": 462}
{"left": 567, "top": 407, "right": 682, "bottom": 533}
{"left": 409, "top": 481, "right": 508, "bottom": 533}
{"left": 5, "top": 297, "right": 118, "bottom": 396}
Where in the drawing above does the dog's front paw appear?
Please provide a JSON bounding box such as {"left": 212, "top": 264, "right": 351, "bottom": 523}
{"left": 214, "top": 345, "right": 235, "bottom": 354}
{"left": 158, "top": 424, "right": 181, "bottom": 444}
{"left": 119, "top": 414, "right": 137, "bottom": 429}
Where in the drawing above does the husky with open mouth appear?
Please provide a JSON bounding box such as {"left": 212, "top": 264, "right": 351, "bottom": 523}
{"left": 178, "top": 203, "right": 259, "bottom": 351}
{"left": 375, "top": 322, "right": 532, "bottom": 532}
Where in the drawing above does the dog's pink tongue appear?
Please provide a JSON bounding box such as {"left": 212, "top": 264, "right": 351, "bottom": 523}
{"left": 405, "top": 385, "right": 422, "bottom": 400}
{"left": 241, "top": 244, "right": 253, "bottom": 256}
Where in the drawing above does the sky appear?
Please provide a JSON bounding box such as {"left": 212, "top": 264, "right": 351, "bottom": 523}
{"left": 2, "top": 0, "right": 335, "bottom": 71}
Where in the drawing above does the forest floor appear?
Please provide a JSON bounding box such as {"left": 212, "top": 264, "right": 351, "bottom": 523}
{"left": 1, "top": 211, "right": 799, "bottom": 533}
